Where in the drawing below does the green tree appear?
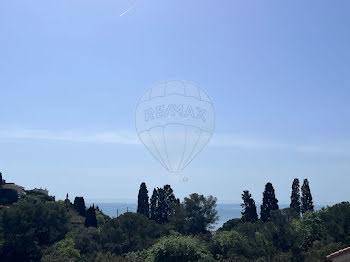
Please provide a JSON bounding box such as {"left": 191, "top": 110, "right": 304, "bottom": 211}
{"left": 72, "top": 227, "right": 102, "bottom": 260}
{"left": 157, "top": 188, "right": 169, "bottom": 224}
{"left": 149, "top": 185, "right": 179, "bottom": 224}
{"left": 137, "top": 182, "right": 150, "bottom": 218}
{"left": 212, "top": 230, "right": 252, "bottom": 260}
{"left": 301, "top": 179, "right": 314, "bottom": 214}
{"left": 241, "top": 190, "right": 258, "bottom": 223}
{"left": 183, "top": 193, "right": 218, "bottom": 234}
{"left": 218, "top": 218, "right": 241, "bottom": 232}
{"left": 100, "top": 212, "right": 164, "bottom": 255}
{"left": 293, "top": 211, "right": 325, "bottom": 250}
{"left": 1, "top": 200, "right": 68, "bottom": 261}
{"left": 261, "top": 183, "right": 279, "bottom": 222}
{"left": 96, "top": 212, "right": 109, "bottom": 228}
{"left": 41, "top": 233, "right": 81, "bottom": 262}
{"left": 267, "top": 208, "right": 300, "bottom": 253}
{"left": 163, "top": 184, "right": 179, "bottom": 216}
{"left": 85, "top": 206, "right": 98, "bottom": 228}
{"left": 150, "top": 188, "right": 159, "bottom": 222}
{"left": 127, "top": 235, "right": 213, "bottom": 262}
{"left": 290, "top": 178, "right": 301, "bottom": 215}
{"left": 0, "top": 188, "right": 18, "bottom": 205}
{"left": 95, "top": 252, "right": 126, "bottom": 262}
{"left": 319, "top": 202, "right": 350, "bottom": 243}
{"left": 304, "top": 242, "right": 344, "bottom": 262}
{"left": 168, "top": 203, "right": 191, "bottom": 234}
{"left": 73, "top": 196, "right": 86, "bottom": 216}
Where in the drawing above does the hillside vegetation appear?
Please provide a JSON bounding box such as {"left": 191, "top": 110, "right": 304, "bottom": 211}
{"left": 0, "top": 179, "right": 349, "bottom": 261}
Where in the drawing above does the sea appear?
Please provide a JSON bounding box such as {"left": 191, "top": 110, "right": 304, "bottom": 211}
{"left": 87, "top": 202, "right": 325, "bottom": 230}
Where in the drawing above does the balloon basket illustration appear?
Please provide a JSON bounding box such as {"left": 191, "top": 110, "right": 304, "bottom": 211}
{"left": 135, "top": 80, "right": 215, "bottom": 174}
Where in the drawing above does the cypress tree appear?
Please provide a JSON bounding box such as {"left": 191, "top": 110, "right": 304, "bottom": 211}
{"left": 73, "top": 196, "right": 86, "bottom": 217}
{"left": 137, "top": 182, "right": 150, "bottom": 218}
{"left": 241, "top": 190, "right": 258, "bottom": 222}
{"left": 260, "top": 182, "right": 279, "bottom": 222}
{"left": 150, "top": 188, "right": 159, "bottom": 221}
{"left": 157, "top": 188, "right": 169, "bottom": 224}
{"left": 290, "top": 178, "right": 301, "bottom": 215}
{"left": 84, "top": 206, "right": 97, "bottom": 228}
{"left": 301, "top": 179, "right": 314, "bottom": 214}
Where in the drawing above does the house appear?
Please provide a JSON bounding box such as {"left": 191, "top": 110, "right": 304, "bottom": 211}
{"left": 327, "top": 247, "right": 350, "bottom": 262}
{"left": 31, "top": 188, "right": 49, "bottom": 196}
{"left": 0, "top": 172, "right": 26, "bottom": 196}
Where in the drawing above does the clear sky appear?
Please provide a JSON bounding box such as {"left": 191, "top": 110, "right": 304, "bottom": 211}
{"left": 0, "top": 0, "right": 349, "bottom": 204}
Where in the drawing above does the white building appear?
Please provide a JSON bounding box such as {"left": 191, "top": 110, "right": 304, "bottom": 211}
{"left": 32, "top": 188, "right": 49, "bottom": 196}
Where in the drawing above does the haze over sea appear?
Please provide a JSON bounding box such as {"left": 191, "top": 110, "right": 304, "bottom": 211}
{"left": 87, "top": 202, "right": 324, "bottom": 230}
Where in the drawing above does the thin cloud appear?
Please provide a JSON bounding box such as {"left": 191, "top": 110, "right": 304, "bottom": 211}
{"left": 120, "top": 5, "right": 135, "bottom": 17}
{"left": 295, "top": 144, "right": 350, "bottom": 155}
{"left": 0, "top": 128, "right": 349, "bottom": 157}
{"left": 210, "top": 133, "right": 289, "bottom": 150}
{"left": 210, "top": 133, "right": 350, "bottom": 156}
{"left": 0, "top": 128, "right": 140, "bottom": 145}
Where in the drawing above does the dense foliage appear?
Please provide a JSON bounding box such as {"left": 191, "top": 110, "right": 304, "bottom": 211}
{"left": 301, "top": 179, "right": 314, "bottom": 214}
{"left": 241, "top": 190, "right": 258, "bottom": 223}
{"left": 150, "top": 185, "right": 178, "bottom": 224}
{"left": 126, "top": 234, "right": 213, "bottom": 262}
{"left": 137, "top": 182, "right": 149, "bottom": 218}
{"left": 73, "top": 197, "right": 86, "bottom": 217}
{"left": 0, "top": 200, "right": 69, "bottom": 261}
{"left": 0, "top": 179, "right": 349, "bottom": 262}
{"left": 0, "top": 188, "right": 18, "bottom": 205}
{"left": 182, "top": 193, "right": 218, "bottom": 234}
{"left": 290, "top": 178, "right": 301, "bottom": 215}
{"left": 84, "top": 206, "right": 97, "bottom": 228}
{"left": 260, "top": 182, "right": 279, "bottom": 222}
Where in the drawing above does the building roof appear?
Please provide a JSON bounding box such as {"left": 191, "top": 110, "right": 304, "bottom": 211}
{"left": 327, "top": 247, "right": 350, "bottom": 260}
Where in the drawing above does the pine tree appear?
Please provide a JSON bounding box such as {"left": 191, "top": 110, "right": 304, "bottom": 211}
{"left": 73, "top": 196, "right": 86, "bottom": 217}
{"left": 137, "top": 182, "right": 150, "bottom": 218}
{"left": 163, "top": 184, "right": 176, "bottom": 203}
{"left": 301, "top": 179, "right": 314, "bottom": 214}
{"left": 290, "top": 178, "right": 301, "bottom": 214}
{"left": 241, "top": 190, "right": 258, "bottom": 222}
{"left": 260, "top": 182, "right": 279, "bottom": 222}
{"left": 163, "top": 184, "right": 178, "bottom": 216}
{"left": 84, "top": 206, "right": 97, "bottom": 227}
{"left": 149, "top": 185, "right": 179, "bottom": 224}
{"left": 150, "top": 188, "right": 159, "bottom": 221}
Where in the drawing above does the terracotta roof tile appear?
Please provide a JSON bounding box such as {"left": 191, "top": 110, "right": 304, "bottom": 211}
{"left": 327, "top": 247, "right": 350, "bottom": 260}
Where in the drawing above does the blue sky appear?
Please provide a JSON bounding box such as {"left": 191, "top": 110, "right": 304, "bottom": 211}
{"left": 0, "top": 0, "right": 350, "bottom": 204}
